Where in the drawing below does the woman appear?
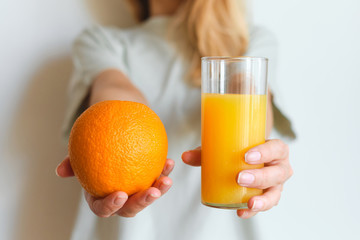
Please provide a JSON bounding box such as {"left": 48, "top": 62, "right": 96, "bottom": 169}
{"left": 56, "top": 0, "right": 294, "bottom": 239}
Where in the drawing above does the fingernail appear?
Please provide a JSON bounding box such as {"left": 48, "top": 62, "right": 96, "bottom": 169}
{"left": 159, "top": 179, "right": 172, "bottom": 191}
{"left": 245, "top": 152, "right": 261, "bottom": 163}
{"left": 237, "top": 172, "right": 255, "bottom": 186}
{"left": 146, "top": 192, "right": 160, "bottom": 202}
{"left": 162, "top": 179, "right": 171, "bottom": 186}
{"left": 239, "top": 211, "right": 247, "bottom": 218}
{"left": 252, "top": 199, "right": 264, "bottom": 211}
{"left": 151, "top": 192, "right": 161, "bottom": 198}
{"left": 114, "top": 196, "right": 127, "bottom": 206}
{"left": 55, "top": 164, "right": 61, "bottom": 176}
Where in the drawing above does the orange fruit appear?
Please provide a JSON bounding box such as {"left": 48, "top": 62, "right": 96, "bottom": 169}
{"left": 68, "top": 100, "right": 168, "bottom": 198}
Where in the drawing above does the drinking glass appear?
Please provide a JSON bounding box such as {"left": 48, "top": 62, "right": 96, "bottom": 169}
{"left": 201, "top": 56, "right": 268, "bottom": 209}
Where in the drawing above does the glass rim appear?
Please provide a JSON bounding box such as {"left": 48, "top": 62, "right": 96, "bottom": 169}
{"left": 201, "top": 56, "right": 268, "bottom": 62}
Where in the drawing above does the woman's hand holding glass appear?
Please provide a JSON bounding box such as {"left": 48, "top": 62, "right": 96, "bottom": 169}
{"left": 182, "top": 139, "right": 293, "bottom": 219}
{"left": 56, "top": 157, "right": 174, "bottom": 218}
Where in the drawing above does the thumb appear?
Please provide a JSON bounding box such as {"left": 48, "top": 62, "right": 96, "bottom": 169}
{"left": 56, "top": 156, "right": 75, "bottom": 177}
{"left": 182, "top": 147, "right": 201, "bottom": 167}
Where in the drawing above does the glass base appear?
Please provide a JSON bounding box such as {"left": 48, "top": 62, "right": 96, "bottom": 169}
{"left": 202, "top": 201, "right": 248, "bottom": 210}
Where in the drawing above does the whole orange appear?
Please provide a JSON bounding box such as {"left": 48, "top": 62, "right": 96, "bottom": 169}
{"left": 68, "top": 100, "right": 168, "bottom": 198}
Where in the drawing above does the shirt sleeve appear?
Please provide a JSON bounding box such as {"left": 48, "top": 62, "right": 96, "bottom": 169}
{"left": 62, "top": 25, "right": 129, "bottom": 141}
{"left": 247, "top": 26, "right": 296, "bottom": 140}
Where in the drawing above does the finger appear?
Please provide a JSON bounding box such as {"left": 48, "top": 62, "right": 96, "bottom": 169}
{"left": 237, "top": 164, "right": 291, "bottom": 189}
{"left": 55, "top": 156, "right": 74, "bottom": 177}
{"left": 237, "top": 209, "right": 258, "bottom": 219}
{"left": 247, "top": 185, "right": 283, "bottom": 212}
{"left": 117, "top": 187, "right": 161, "bottom": 218}
{"left": 152, "top": 176, "right": 173, "bottom": 195}
{"left": 84, "top": 191, "right": 128, "bottom": 218}
{"left": 161, "top": 158, "right": 175, "bottom": 176}
{"left": 245, "top": 139, "right": 289, "bottom": 164}
{"left": 182, "top": 147, "right": 201, "bottom": 166}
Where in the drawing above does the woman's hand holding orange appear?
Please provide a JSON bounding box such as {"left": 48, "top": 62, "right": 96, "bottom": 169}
{"left": 56, "top": 157, "right": 174, "bottom": 218}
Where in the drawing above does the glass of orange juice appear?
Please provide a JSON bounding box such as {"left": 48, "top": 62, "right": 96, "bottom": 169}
{"left": 201, "top": 56, "right": 268, "bottom": 209}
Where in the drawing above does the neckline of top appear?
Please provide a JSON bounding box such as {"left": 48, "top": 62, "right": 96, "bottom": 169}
{"left": 140, "top": 15, "right": 172, "bottom": 35}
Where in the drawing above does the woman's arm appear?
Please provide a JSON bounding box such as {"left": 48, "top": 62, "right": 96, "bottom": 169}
{"left": 89, "top": 69, "right": 148, "bottom": 106}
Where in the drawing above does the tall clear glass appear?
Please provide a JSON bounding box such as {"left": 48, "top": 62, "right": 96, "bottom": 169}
{"left": 201, "top": 57, "right": 268, "bottom": 209}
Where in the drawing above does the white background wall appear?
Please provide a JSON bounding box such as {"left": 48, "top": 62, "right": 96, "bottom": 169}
{"left": 0, "top": 0, "right": 359, "bottom": 239}
{"left": 250, "top": 0, "right": 360, "bottom": 239}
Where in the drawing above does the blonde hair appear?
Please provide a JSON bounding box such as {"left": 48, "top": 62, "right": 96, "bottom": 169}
{"left": 126, "top": 0, "right": 249, "bottom": 86}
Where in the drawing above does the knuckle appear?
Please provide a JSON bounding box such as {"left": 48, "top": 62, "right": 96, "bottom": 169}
{"left": 134, "top": 198, "right": 151, "bottom": 209}
{"left": 269, "top": 140, "right": 280, "bottom": 157}
{"left": 91, "top": 200, "right": 112, "bottom": 218}
{"left": 275, "top": 139, "right": 285, "bottom": 147}
{"left": 273, "top": 139, "right": 283, "bottom": 145}
{"left": 279, "top": 166, "right": 288, "bottom": 183}
{"left": 289, "top": 166, "right": 294, "bottom": 178}
{"left": 118, "top": 199, "right": 150, "bottom": 218}
{"left": 283, "top": 143, "right": 289, "bottom": 155}
{"left": 138, "top": 201, "right": 150, "bottom": 209}
{"left": 285, "top": 143, "right": 289, "bottom": 152}
{"left": 255, "top": 170, "right": 267, "bottom": 188}
{"left": 84, "top": 192, "right": 91, "bottom": 203}
{"left": 277, "top": 166, "right": 289, "bottom": 185}
{"left": 89, "top": 206, "right": 97, "bottom": 215}
{"left": 88, "top": 201, "right": 97, "bottom": 215}
{"left": 271, "top": 139, "right": 289, "bottom": 158}
{"left": 279, "top": 140, "right": 289, "bottom": 154}
{"left": 275, "top": 192, "right": 282, "bottom": 206}
{"left": 274, "top": 192, "right": 282, "bottom": 206}
{"left": 285, "top": 148, "right": 290, "bottom": 159}
{"left": 91, "top": 202, "right": 103, "bottom": 217}
{"left": 271, "top": 139, "right": 283, "bottom": 149}
{"left": 103, "top": 204, "right": 115, "bottom": 215}
{"left": 275, "top": 178, "right": 282, "bottom": 186}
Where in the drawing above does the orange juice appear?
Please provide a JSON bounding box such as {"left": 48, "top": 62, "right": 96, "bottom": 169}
{"left": 201, "top": 93, "right": 267, "bottom": 208}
